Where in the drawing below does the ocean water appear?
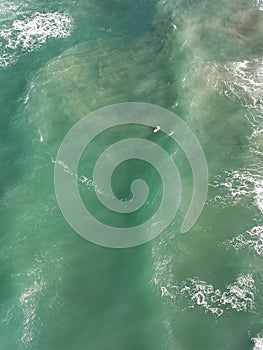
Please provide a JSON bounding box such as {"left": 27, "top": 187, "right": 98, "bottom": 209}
{"left": 0, "top": 0, "right": 262, "bottom": 349}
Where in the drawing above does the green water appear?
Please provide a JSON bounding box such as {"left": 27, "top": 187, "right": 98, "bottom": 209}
{"left": 0, "top": 0, "right": 262, "bottom": 349}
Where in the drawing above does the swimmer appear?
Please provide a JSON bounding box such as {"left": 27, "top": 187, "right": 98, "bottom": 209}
{"left": 153, "top": 125, "right": 161, "bottom": 133}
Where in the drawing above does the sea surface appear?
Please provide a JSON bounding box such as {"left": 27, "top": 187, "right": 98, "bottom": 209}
{"left": 0, "top": 0, "right": 263, "bottom": 349}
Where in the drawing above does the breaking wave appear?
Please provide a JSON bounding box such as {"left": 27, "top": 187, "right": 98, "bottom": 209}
{"left": 253, "top": 336, "right": 263, "bottom": 350}
{"left": 226, "top": 225, "right": 263, "bottom": 256}
{"left": 154, "top": 273, "right": 255, "bottom": 317}
{"left": 204, "top": 59, "right": 263, "bottom": 116}
{"left": 210, "top": 168, "right": 263, "bottom": 212}
{"left": 0, "top": 11, "right": 73, "bottom": 67}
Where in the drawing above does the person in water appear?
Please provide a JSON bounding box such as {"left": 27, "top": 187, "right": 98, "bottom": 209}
{"left": 153, "top": 125, "right": 161, "bottom": 133}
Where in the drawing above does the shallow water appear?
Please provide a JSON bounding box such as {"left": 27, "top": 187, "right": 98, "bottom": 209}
{"left": 0, "top": 0, "right": 262, "bottom": 349}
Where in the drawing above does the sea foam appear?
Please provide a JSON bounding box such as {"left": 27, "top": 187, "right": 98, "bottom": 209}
{"left": 0, "top": 12, "right": 73, "bottom": 67}
{"left": 156, "top": 273, "right": 255, "bottom": 317}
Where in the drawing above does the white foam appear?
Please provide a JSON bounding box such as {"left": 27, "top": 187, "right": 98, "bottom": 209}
{"left": 0, "top": 12, "right": 73, "bottom": 67}
{"left": 0, "top": 2, "right": 19, "bottom": 17}
{"left": 256, "top": 0, "right": 263, "bottom": 11}
{"left": 203, "top": 59, "right": 263, "bottom": 131}
{"left": 19, "top": 267, "right": 46, "bottom": 345}
{"left": 0, "top": 51, "right": 16, "bottom": 67}
{"left": 227, "top": 225, "right": 263, "bottom": 255}
{"left": 152, "top": 222, "right": 256, "bottom": 317}
{"left": 204, "top": 59, "right": 262, "bottom": 211}
{"left": 52, "top": 158, "right": 108, "bottom": 196}
{"left": 155, "top": 273, "right": 255, "bottom": 317}
{"left": 253, "top": 336, "right": 263, "bottom": 350}
{"left": 211, "top": 169, "right": 263, "bottom": 212}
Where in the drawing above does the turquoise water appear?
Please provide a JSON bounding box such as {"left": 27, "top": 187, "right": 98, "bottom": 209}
{"left": 0, "top": 0, "right": 263, "bottom": 349}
